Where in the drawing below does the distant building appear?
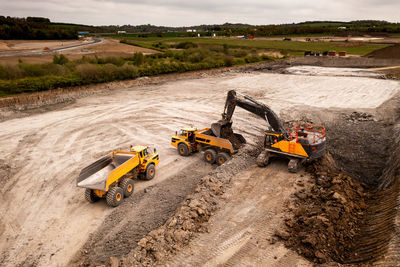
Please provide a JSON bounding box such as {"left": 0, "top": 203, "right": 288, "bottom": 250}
{"left": 186, "top": 29, "right": 196, "bottom": 32}
{"left": 117, "top": 31, "right": 127, "bottom": 34}
{"left": 78, "top": 31, "right": 89, "bottom": 35}
{"left": 338, "top": 27, "right": 347, "bottom": 30}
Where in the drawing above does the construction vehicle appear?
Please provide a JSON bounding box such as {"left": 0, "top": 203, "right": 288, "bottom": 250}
{"left": 171, "top": 127, "right": 245, "bottom": 165}
{"left": 211, "top": 90, "right": 326, "bottom": 172}
{"left": 76, "top": 145, "right": 159, "bottom": 207}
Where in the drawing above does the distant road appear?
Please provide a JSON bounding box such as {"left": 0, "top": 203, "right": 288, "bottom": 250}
{"left": 47, "top": 38, "right": 102, "bottom": 53}
{"left": 0, "top": 38, "right": 102, "bottom": 58}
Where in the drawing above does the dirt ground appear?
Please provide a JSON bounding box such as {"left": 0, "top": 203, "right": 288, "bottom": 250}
{"left": 0, "top": 58, "right": 399, "bottom": 267}
{"left": 160, "top": 160, "right": 312, "bottom": 267}
{"left": 0, "top": 38, "right": 157, "bottom": 64}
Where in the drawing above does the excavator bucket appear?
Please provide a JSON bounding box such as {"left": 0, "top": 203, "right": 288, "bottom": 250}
{"left": 211, "top": 120, "right": 232, "bottom": 138}
{"left": 211, "top": 120, "right": 246, "bottom": 150}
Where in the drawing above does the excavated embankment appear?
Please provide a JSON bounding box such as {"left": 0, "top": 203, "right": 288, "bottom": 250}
{"left": 280, "top": 114, "right": 400, "bottom": 264}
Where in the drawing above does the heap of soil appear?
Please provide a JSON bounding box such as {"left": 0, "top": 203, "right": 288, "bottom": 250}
{"left": 220, "top": 126, "right": 243, "bottom": 150}
{"left": 276, "top": 154, "right": 368, "bottom": 264}
{"left": 365, "top": 44, "right": 400, "bottom": 59}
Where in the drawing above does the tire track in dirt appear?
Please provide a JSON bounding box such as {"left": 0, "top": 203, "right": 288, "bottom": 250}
{"left": 164, "top": 163, "right": 311, "bottom": 267}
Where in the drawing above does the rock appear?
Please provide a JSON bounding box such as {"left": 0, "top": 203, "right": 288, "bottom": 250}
{"left": 315, "top": 251, "right": 326, "bottom": 262}
{"left": 275, "top": 230, "right": 290, "bottom": 240}
{"left": 109, "top": 256, "right": 119, "bottom": 267}
{"left": 332, "top": 192, "right": 347, "bottom": 204}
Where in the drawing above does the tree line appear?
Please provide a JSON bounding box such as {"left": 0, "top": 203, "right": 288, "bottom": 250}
{"left": 0, "top": 16, "right": 78, "bottom": 39}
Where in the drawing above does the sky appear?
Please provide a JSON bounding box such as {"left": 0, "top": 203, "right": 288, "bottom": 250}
{"left": 0, "top": 0, "right": 399, "bottom": 26}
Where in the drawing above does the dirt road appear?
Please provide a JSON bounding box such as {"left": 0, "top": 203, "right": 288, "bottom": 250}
{"left": 0, "top": 66, "right": 399, "bottom": 266}
{"left": 164, "top": 162, "right": 311, "bottom": 267}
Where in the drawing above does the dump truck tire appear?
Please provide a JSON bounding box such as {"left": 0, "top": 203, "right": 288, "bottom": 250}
{"left": 216, "top": 152, "right": 229, "bottom": 166}
{"left": 120, "top": 178, "right": 134, "bottom": 197}
{"left": 288, "top": 158, "right": 299, "bottom": 173}
{"left": 257, "top": 151, "right": 270, "bottom": 167}
{"left": 204, "top": 149, "right": 217, "bottom": 164}
{"left": 106, "top": 187, "right": 124, "bottom": 207}
{"left": 85, "top": 189, "right": 99, "bottom": 203}
{"left": 144, "top": 164, "right": 156, "bottom": 180}
{"left": 178, "top": 143, "right": 189, "bottom": 156}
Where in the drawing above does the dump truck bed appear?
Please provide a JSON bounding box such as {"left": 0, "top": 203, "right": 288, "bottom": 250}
{"left": 77, "top": 151, "right": 139, "bottom": 191}
{"left": 195, "top": 128, "right": 237, "bottom": 154}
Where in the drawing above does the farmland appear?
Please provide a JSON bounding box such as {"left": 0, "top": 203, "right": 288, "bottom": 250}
{"left": 116, "top": 36, "right": 389, "bottom": 55}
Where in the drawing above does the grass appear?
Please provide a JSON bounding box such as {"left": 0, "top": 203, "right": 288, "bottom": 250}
{"left": 115, "top": 37, "right": 389, "bottom": 56}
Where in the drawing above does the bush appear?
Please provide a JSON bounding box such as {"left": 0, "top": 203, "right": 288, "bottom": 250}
{"left": 0, "top": 44, "right": 277, "bottom": 96}
{"left": 98, "top": 56, "right": 125, "bottom": 67}
{"left": 53, "top": 54, "right": 69, "bottom": 65}
{"left": 223, "top": 56, "right": 234, "bottom": 67}
{"left": 132, "top": 52, "right": 144, "bottom": 66}
{"left": 75, "top": 64, "right": 101, "bottom": 82}
{"left": 175, "top": 42, "right": 198, "bottom": 49}
{"left": 0, "top": 74, "right": 82, "bottom": 95}
{"left": 18, "top": 63, "right": 47, "bottom": 77}
{"left": 232, "top": 49, "right": 248, "bottom": 57}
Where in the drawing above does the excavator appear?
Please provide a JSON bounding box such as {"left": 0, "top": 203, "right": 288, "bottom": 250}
{"left": 211, "top": 90, "right": 326, "bottom": 172}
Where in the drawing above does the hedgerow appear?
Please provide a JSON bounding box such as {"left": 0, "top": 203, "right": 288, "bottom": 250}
{"left": 0, "top": 44, "right": 275, "bottom": 96}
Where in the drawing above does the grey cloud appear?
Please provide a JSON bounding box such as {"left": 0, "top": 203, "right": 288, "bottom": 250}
{"left": 0, "top": 0, "right": 399, "bottom": 26}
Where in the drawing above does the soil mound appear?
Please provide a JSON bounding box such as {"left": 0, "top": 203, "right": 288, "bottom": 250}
{"left": 365, "top": 44, "right": 400, "bottom": 59}
{"left": 276, "top": 154, "right": 368, "bottom": 263}
{"left": 279, "top": 117, "right": 400, "bottom": 264}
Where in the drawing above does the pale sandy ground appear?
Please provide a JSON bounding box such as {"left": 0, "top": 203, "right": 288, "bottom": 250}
{"left": 0, "top": 40, "right": 84, "bottom": 50}
{"left": 287, "top": 65, "right": 385, "bottom": 78}
{"left": 0, "top": 67, "right": 399, "bottom": 266}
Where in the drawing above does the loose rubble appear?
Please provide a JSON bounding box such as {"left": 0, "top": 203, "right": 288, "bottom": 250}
{"left": 276, "top": 154, "right": 368, "bottom": 264}
{"left": 121, "top": 145, "right": 258, "bottom": 266}
{"left": 343, "top": 111, "right": 375, "bottom": 123}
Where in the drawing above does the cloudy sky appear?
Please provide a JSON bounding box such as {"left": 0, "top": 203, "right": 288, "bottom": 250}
{"left": 1, "top": 0, "right": 399, "bottom": 26}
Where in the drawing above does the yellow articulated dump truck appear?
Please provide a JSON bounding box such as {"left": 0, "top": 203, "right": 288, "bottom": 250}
{"left": 171, "top": 127, "right": 245, "bottom": 165}
{"left": 76, "top": 145, "right": 159, "bottom": 207}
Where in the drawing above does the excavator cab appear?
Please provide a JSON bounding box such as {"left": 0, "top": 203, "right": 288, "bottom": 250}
{"left": 264, "top": 132, "right": 283, "bottom": 147}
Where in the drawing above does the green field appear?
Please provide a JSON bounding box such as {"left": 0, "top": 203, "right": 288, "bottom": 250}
{"left": 115, "top": 36, "right": 389, "bottom": 56}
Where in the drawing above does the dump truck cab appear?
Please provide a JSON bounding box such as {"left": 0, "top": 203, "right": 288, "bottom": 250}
{"left": 77, "top": 145, "right": 159, "bottom": 207}
{"left": 171, "top": 127, "right": 240, "bottom": 165}
{"left": 174, "top": 128, "right": 196, "bottom": 143}
{"left": 171, "top": 127, "right": 198, "bottom": 155}
{"left": 130, "top": 145, "right": 159, "bottom": 168}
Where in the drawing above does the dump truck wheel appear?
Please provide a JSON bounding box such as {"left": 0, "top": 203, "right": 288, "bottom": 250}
{"left": 216, "top": 152, "right": 229, "bottom": 166}
{"left": 85, "top": 189, "right": 99, "bottom": 203}
{"left": 204, "top": 149, "right": 217, "bottom": 164}
{"left": 257, "top": 151, "right": 270, "bottom": 167}
{"left": 144, "top": 164, "right": 156, "bottom": 180}
{"left": 288, "top": 159, "right": 299, "bottom": 173}
{"left": 106, "top": 187, "right": 124, "bottom": 207}
{"left": 120, "top": 178, "right": 134, "bottom": 197}
{"left": 178, "top": 143, "right": 189, "bottom": 156}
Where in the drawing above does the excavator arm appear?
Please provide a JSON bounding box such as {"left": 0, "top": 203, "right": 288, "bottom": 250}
{"left": 211, "top": 90, "right": 286, "bottom": 138}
